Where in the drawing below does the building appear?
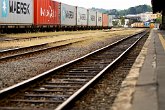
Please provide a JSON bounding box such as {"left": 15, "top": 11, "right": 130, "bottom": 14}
{"left": 137, "top": 12, "right": 161, "bottom": 22}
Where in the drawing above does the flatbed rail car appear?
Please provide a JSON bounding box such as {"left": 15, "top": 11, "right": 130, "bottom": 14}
{"left": 0, "top": 0, "right": 113, "bottom": 33}
{"left": 131, "top": 22, "right": 156, "bottom": 28}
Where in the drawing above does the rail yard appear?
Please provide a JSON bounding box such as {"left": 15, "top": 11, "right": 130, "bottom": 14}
{"left": 0, "top": 28, "right": 150, "bottom": 109}
{"left": 0, "top": 0, "right": 165, "bottom": 109}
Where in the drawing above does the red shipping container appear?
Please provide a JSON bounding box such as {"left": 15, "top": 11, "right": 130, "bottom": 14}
{"left": 102, "top": 14, "right": 108, "bottom": 27}
{"left": 34, "top": 0, "right": 60, "bottom": 25}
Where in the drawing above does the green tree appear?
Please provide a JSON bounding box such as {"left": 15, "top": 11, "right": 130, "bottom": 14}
{"left": 107, "top": 5, "right": 152, "bottom": 16}
{"left": 120, "top": 17, "right": 125, "bottom": 26}
{"left": 112, "top": 21, "right": 119, "bottom": 27}
{"left": 155, "top": 16, "right": 162, "bottom": 24}
{"left": 92, "top": 4, "right": 152, "bottom": 17}
{"left": 119, "top": 10, "right": 127, "bottom": 16}
{"left": 109, "top": 9, "right": 119, "bottom": 16}
{"left": 127, "top": 7, "right": 136, "bottom": 14}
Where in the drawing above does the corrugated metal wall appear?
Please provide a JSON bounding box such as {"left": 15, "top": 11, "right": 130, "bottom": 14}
{"left": 88, "top": 9, "right": 97, "bottom": 26}
{"left": 0, "top": 0, "right": 33, "bottom": 25}
{"left": 97, "top": 12, "right": 102, "bottom": 26}
{"left": 61, "top": 3, "right": 76, "bottom": 26}
{"left": 76, "top": 7, "right": 87, "bottom": 26}
{"left": 33, "top": 0, "right": 60, "bottom": 25}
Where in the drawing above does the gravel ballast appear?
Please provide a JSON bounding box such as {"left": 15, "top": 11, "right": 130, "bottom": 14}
{"left": 0, "top": 29, "right": 144, "bottom": 90}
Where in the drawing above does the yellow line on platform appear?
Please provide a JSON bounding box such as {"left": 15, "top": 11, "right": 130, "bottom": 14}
{"left": 158, "top": 33, "right": 165, "bottom": 51}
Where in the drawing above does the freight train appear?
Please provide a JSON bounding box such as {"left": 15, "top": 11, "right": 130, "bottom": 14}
{"left": 131, "top": 22, "right": 156, "bottom": 28}
{"left": 0, "top": 0, "right": 113, "bottom": 33}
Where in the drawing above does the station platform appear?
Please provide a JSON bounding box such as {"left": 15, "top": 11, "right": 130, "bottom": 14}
{"left": 111, "top": 29, "right": 165, "bottom": 110}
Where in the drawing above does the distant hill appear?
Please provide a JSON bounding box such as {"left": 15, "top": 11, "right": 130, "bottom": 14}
{"left": 92, "top": 5, "right": 152, "bottom": 16}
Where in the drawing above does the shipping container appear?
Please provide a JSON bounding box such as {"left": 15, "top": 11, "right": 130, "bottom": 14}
{"left": 102, "top": 14, "right": 108, "bottom": 27}
{"left": 108, "top": 15, "right": 113, "bottom": 27}
{"left": 33, "top": 0, "right": 60, "bottom": 25}
{"left": 0, "top": 0, "right": 33, "bottom": 25}
{"left": 96, "top": 12, "right": 102, "bottom": 26}
{"left": 137, "top": 23, "right": 140, "bottom": 27}
{"left": 131, "top": 23, "right": 134, "bottom": 27}
{"left": 131, "top": 23, "right": 137, "bottom": 27}
{"left": 150, "top": 23, "right": 155, "bottom": 28}
{"left": 87, "top": 9, "right": 96, "bottom": 26}
{"left": 134, "top": 23, "right": 138, "bottom": 27}
{"left": 61, "top": 3, "right": 76, "bottom": 26}
{"left": 76, "top": 7, "right": 87, "bottom": 26}
{"left": 139, "top": 22, "right": 144, "bottom": 27}
{"left": 144, "top": 22, "right": 150, "bottom": 27}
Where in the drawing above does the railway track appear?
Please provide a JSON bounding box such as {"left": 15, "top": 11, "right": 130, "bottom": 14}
{"left": 0, "top": 37, "right": 91, "bottom": 61}
{"left": 0, "top": 29, "right": 123, "bottom": 42}
{"left": 0, "top": 30, "right": 148, "bottom": 110}
{"left": 0, "top": 31, "right": 96, "bottom": 42}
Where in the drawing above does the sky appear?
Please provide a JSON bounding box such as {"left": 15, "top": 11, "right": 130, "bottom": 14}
{"left": 55, "top": 0, "right": 152, "bottom": 10}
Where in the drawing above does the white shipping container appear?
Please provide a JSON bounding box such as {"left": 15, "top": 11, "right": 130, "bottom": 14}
{"left": 77, "top": 7, "right": 87, "bottom": 26}
{"left": 61, "top": 3, "right": 76, "bottom": 26}
{"left": 97, "top": 12, "right": 102, "bottom": 26}
{"left": 0, "top": 0, "right": 33, "bottom": 24}
{"left": 108, "top": 15, "right": 113, "bottom": 27}
{"left": 88, "top": 9, "right": 96, "bottom": 26}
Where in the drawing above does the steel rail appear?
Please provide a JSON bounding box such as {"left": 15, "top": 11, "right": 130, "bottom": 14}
{"left": 0, "top": 37, "right": 90, "bottom": 60}
{"left": 0, "top": 31, "right": 143, "bottom": 97}
{"left": 55, "top": 30, "right": 148, "bottom": 110}
{"left": 0, "top": 30, "right": 148, "bottom": 110}
{"left": 0, "top": 30, "right": 146, "bottom": 97}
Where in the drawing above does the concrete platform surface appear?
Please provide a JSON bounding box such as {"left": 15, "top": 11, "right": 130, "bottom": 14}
{"left": 112, "top": 29, "right": 165, "bottom": 110}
